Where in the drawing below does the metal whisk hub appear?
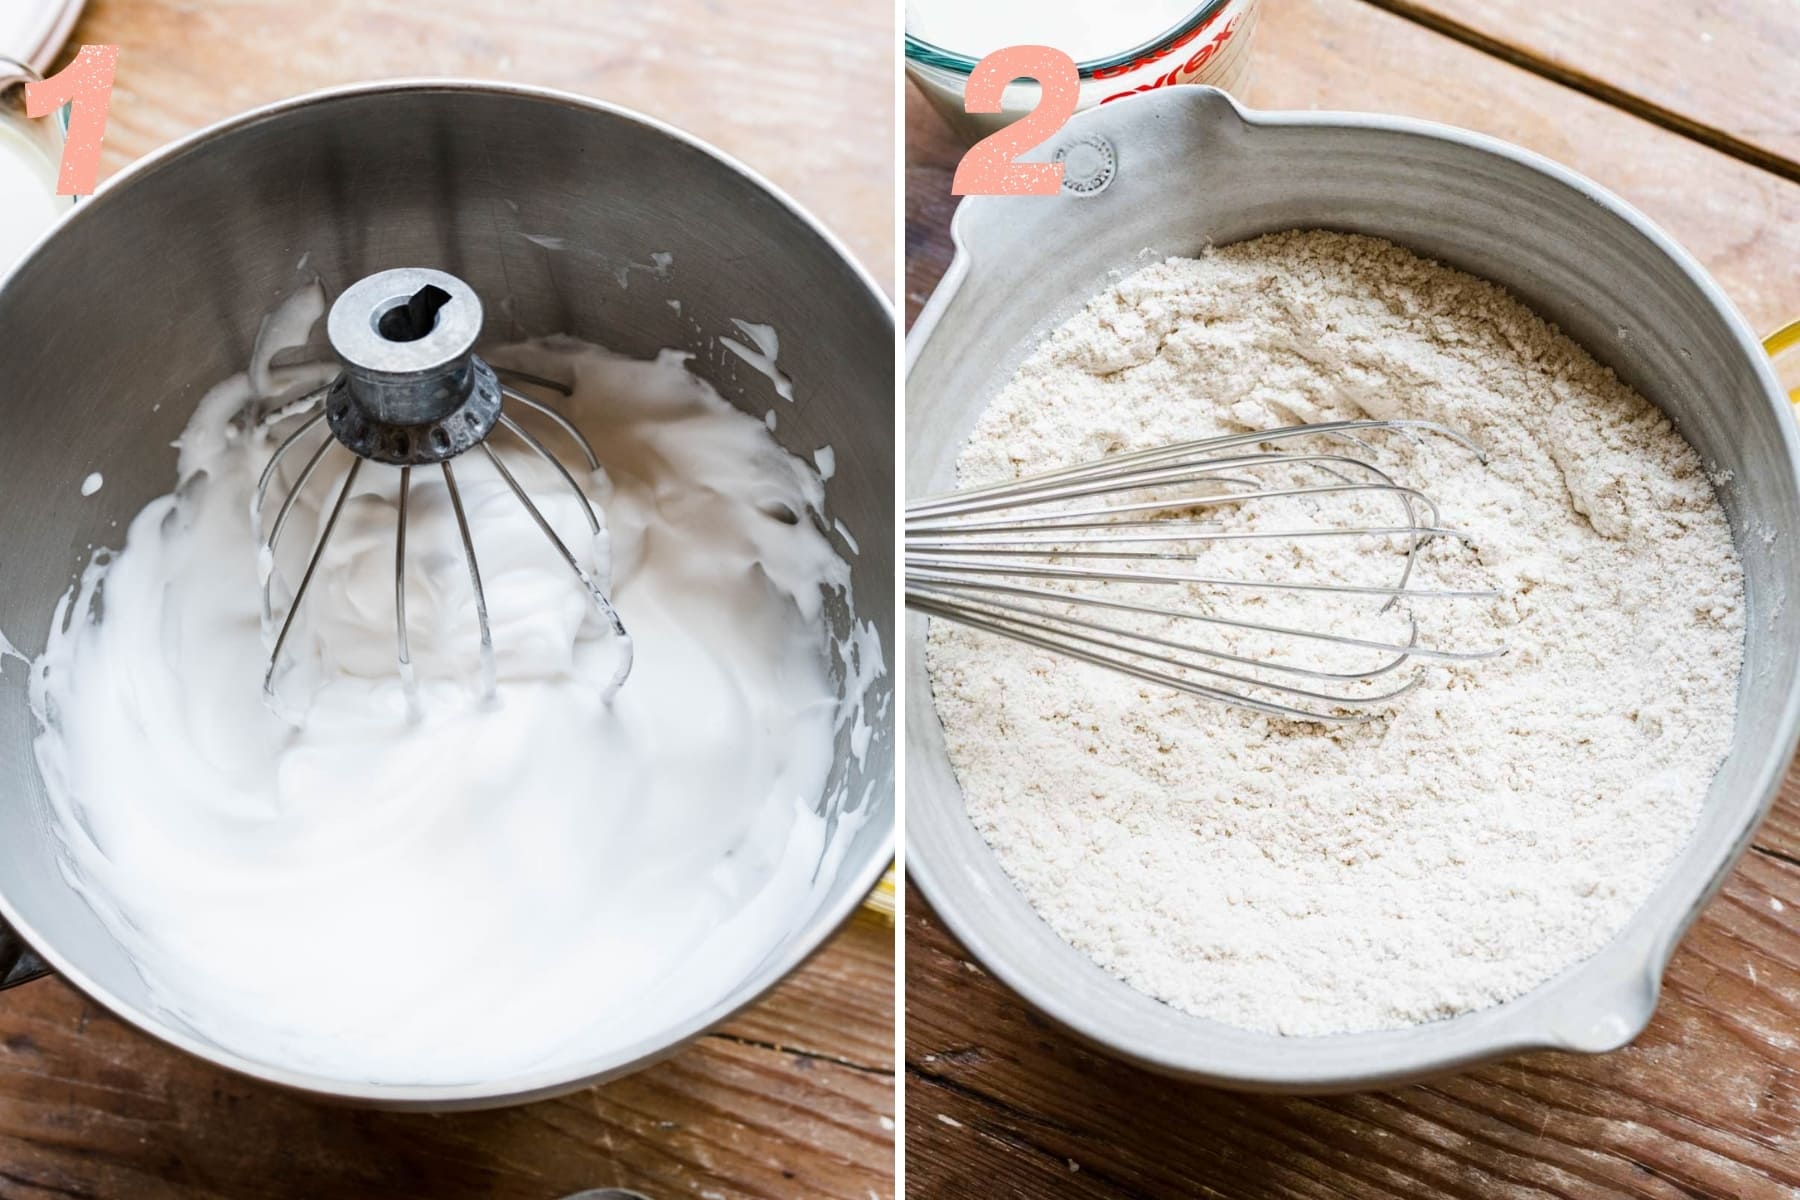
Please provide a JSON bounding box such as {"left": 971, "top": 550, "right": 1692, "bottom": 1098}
{"left": 323, "top": 267, "right": 502, "bottom": 465}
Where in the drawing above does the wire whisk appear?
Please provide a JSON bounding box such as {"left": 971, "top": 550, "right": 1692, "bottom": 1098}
{"left": 907, "top": 420, "right": 1504, "bottom": 723}
{"left": 252, "top": 268, "right": 631, "bottom": 708}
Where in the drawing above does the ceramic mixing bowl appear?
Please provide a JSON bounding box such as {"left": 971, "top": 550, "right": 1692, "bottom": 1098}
{"left": 907, "top": 86, "right": 1800, "bottom": 1092}
{"left": 0, "top": 79, "right": 894, "bottom": 1109}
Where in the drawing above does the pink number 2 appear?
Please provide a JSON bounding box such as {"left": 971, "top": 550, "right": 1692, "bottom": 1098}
{"left": 952, "top": 46, "right": 1080, "bottom": 197}
{"left": 25, "top": 45, "right": 120, "bottom": 197}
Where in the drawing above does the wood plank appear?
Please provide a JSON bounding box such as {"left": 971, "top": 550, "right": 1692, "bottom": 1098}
{"left": 1368, "top": 0, "right": 1800, "bottom": 177}
{"left": 720, "top": 909, "right": 897, "bottom": 1074}
{"left": 0, "top": 914, "right": 895, "bottom": 1200}
{"left": 904, "top": 80, "right": 964, "bottom": 329}
{"left": 1244, "top": 0, "right": 1800, "bottom": 335}
{"left": 907, "top": 862, "right": 1800, "bottom": 1199}
{"left": 61, "top": 0, "right": 895, "bottom": 284}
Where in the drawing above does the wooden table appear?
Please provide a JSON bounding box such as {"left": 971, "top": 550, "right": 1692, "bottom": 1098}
{"left": 0, "top": 2, "right": 894, "bottom": 1197}
{"left": 904, "top": 2, "right": 1800, "bottom": 1196}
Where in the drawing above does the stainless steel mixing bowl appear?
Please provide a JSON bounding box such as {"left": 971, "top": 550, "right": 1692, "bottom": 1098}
{"left": 907, "top": 86, "right": 1800, "bottom": 1092}
{"left": 0, "top": 80, "right": 893, "bottom": 1108}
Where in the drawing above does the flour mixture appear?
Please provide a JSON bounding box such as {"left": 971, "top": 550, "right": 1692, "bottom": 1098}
{"left": 29, "top": 297, "right": 877, "bottom": 1082}
{"left": 926, "top": 230, "right": 1744, "bottom": 1036}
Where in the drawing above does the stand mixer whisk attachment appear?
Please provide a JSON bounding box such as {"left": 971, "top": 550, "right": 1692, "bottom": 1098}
{"left": 906, "top": 420, "right": 1505, "bottom": 724}
{"left": 254, "top": 267, "right": 632, "bottom": 704}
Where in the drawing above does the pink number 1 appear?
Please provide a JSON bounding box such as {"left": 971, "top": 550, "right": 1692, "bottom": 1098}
{"left": 25, "top": 45, "right": 120, "bottom": 197}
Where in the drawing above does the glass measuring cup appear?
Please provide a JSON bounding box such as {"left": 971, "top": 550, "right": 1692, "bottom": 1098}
{"left": 0, "top": 56, "right": 75, "bottom": 276}
{"left": 904, "top": 0, "right": 1262, "bottom": 142}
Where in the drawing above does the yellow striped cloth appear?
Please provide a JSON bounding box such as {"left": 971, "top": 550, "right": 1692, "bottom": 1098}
{"left": 1771, "top": 319, "right": 1800, "bottom": 406}
{"left": 861, "top": 865, "right": 896, "bottom": 924}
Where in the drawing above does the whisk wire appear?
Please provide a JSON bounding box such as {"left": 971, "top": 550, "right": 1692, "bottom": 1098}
{"left": 909, "top": 451, "right": 1425, "bottom": 523}
{"left": 479, "top": 442, "right": 633, "bottom": 693}
{"left": 910, "top": 594, "right": 1399, "bottom": 725}
{"left": 265, "top": 456, "right": 362, "bottom": 696}
{"left": 905, "top": 481, "right": 1445, "bottom": 535}
{"left": 907, "top": 420, "right": 1502, "bottom": 723}
{"left": 909, "top": 555, "right": 1501, "bottom": 600}
{"left": 906, "top": 523, "right": 1472, "bottom": 551}
{"left": 492, "top": 367, "right": 574, "bottom": 398}
{"left": 501, "top": 385, "right": 600, "bottom": 471}
{"left": 395, "top": 466, "right": 417, "bottom": 713}
{"left": 255, "top": 406, "right": 328, "bottom": 515}
{"left": 909, "top": 584, "right": 1418, "bottom": 684}
{"left": 441, "top": 460, "right": 497, "bottom": 700}
{"left": 909, "top": 419, "right": 1487, "bottom": 512}
{"left": 259, "top": 432, "right": 337, "bottom": 626}
{"left": 915, "top": 592, "right": 1423, "bottom": 709}
{"left": 253, "top": 392, "right": 331, "bottom": 503}
{"left": 496, "top": 412, "right": 602, "bottom": 533}
{"left": 906, "top": 572, "right": 1487, "bottom": 667}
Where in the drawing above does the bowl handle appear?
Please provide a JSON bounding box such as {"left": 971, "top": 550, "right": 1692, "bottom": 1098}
{"left": 0, "top": 920, "right": 48, "bottom": 990}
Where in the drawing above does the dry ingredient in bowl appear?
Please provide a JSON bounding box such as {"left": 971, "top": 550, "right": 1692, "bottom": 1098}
{"left": 926, "top": 230, "right": 1745, "bottom": 1036}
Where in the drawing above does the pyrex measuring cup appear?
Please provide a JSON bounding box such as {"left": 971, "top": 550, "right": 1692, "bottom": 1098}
{"left": 905, "top": 0, "right": 1261, "bottom": 142}
{"left": 0, "top": 56, "right": 74, "bottom": 275}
